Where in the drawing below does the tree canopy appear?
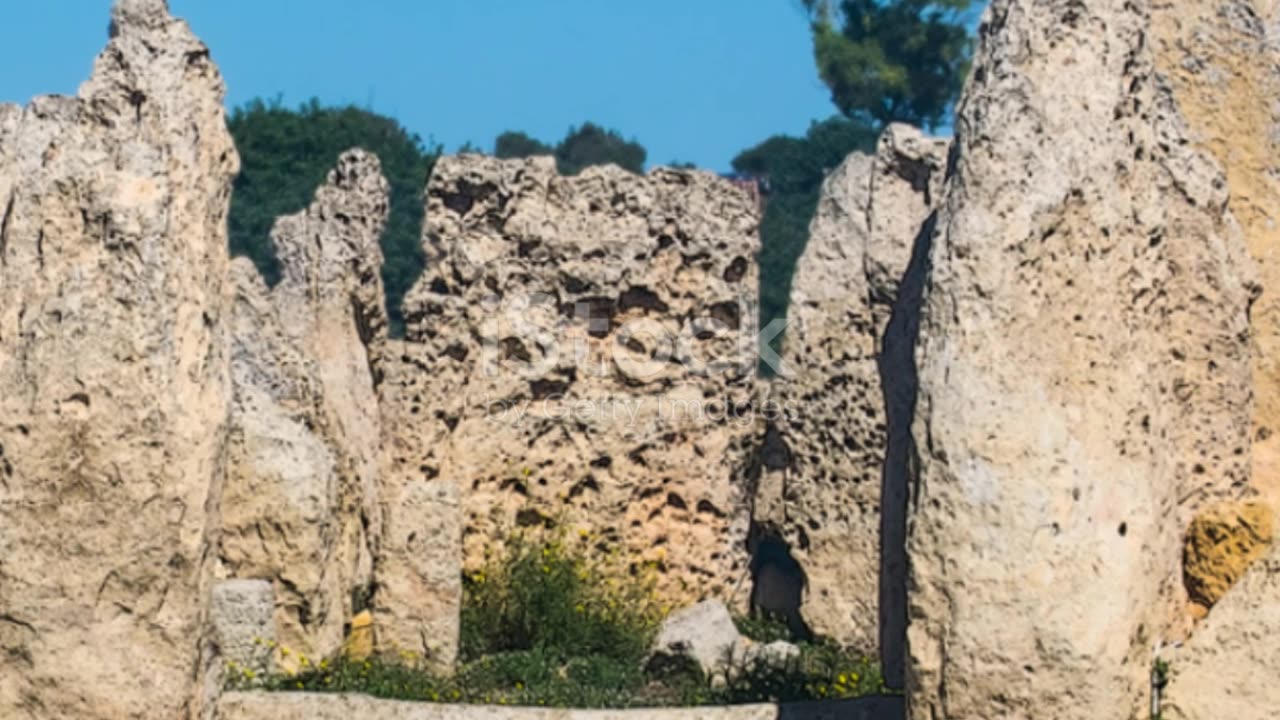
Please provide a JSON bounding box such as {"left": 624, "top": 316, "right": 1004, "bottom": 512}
{"left": 494, "top": 131, "right": 553, "bottom": 160}
{"left": 227, "top": 97, "right": 438, "bottom": 334}
{"left": 493, "top": 123, "right": 647, "bottom": 176}
{"left": 802, "top": 0, "right": 976, "bottom": 129}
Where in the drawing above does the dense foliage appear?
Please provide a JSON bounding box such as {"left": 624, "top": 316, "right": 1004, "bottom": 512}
{"left": 227, "top": 98, "right": 438, "bottom": 334}
{"left": 802, "top": 0, "right": 977, "bottom": 129}
{"left": 494, "top": 131, "right": 554, "bottom": 160}
{"left": 495, "top": 122, "right": 647, "bottom": 176}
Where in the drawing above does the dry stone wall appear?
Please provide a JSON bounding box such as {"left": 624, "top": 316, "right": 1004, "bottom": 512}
{"left": 386, "top": 155, "right": 762, "bottom": 610}
{"left": 0, "top": 0, "right": 238, "bottom": 717}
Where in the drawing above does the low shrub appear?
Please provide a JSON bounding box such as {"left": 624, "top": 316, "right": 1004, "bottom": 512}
{"left": 713, "top": 642, "right": 884, "bottom": 704}
{"left": 238, "top": 529, "right": 888, "bottom": 708}
{"left": 460, "top": 528, "right": 664, "bottom": 664}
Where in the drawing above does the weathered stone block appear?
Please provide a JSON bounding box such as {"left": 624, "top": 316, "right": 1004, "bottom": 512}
{"left": 906, "top": 0, "right": 1259, "bottom": 717}
{"left": 215, "top": 692, "right": 905, "bottom": 720}
{"left": 648, "top": 600, "right": 746, "bottom": 680}
{"left": 762, "top": 124, "right": 946, "bottom": 673}
{"left": 221, "top": 150, "right": 389, "bottom": 668}
{"left": 211, "top": 580, "right": 276, "bottom": 676}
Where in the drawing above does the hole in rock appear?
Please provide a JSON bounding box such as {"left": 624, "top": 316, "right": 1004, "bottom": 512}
{"left": 516, "top": 509, "right": 555, "bottom": 529}
{"left": 723, "top": 256, "right": 748, "bottom": 283}
{"left": 748, "top": 529, "right": 812, "bottom": 643}
{"left": 530, "top": 379, "right": 568, "bottom": 401}
{"left": 619, "top": 286, "right": 669, "bottom": 314}
{"left": 571, "top": 297, "right": 617, "bottom": 338}
{"left": 442, "top": 192, "right": 474, "bottom": 216}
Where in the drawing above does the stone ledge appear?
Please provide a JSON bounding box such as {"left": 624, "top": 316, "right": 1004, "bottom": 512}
{"left": 216, "top": 692, "right": 904, "bottom": 720}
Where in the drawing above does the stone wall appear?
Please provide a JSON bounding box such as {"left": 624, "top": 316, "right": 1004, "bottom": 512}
{"left": 380, "top": 155, "right": 762, "bottom": 616}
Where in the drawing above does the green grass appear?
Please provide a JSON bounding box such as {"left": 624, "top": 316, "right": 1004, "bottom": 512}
{"left": 237, "top": 531, "right": 887, "bottom": 707}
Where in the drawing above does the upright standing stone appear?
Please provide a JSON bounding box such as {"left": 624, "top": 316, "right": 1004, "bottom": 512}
{"left": 1150, "top": 0, "right": 1280, "bottom": 606}
{"left": 220, "top": 151, "right": 390, "bottom": 668}
{"left": 374, "top": 346, "right": 464, "bottom": 670}
{"left": 906, "top": 0, "right": 1257, "bottom": 717}
{"left": 0, "top": 1, "right": 238, "bottom": 716}
{"left": 761, "top": 125, "right": 946, "bottom": 673}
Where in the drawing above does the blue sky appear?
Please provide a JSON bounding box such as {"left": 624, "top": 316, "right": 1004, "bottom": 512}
{"left": 0, "top": 1, "right": 841, "bottom": 171}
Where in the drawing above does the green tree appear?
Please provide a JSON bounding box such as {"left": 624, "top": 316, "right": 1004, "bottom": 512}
{"left": 227, "top": 97, "right": 439, "bottom": 334}
{"left": 555, "top": 123, "right": 646, "bottom": 175}
{"left": 802, "top": 0, "right": 976, "bottom": 129}
{"left": 492, "top": 123, "right": 647, "bottom": 176}
{"left": 495, "top": 131, "right": 554, "bottom": 159}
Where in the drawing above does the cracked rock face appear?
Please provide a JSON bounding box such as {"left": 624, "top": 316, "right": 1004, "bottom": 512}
{"left": 220, "top": 150, "right": 390, "bottom": 671}
{"left": 383, "top": 155, "right": 761, "bottom": 614}
{"left": 757, "top": 125, "right": 947, "bottom": 665}
{"left": 0, "top": 0, "right": 238, "bottom": 717}
{"left": 905, "top": 0, "right": 1259, "bottom": 717}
